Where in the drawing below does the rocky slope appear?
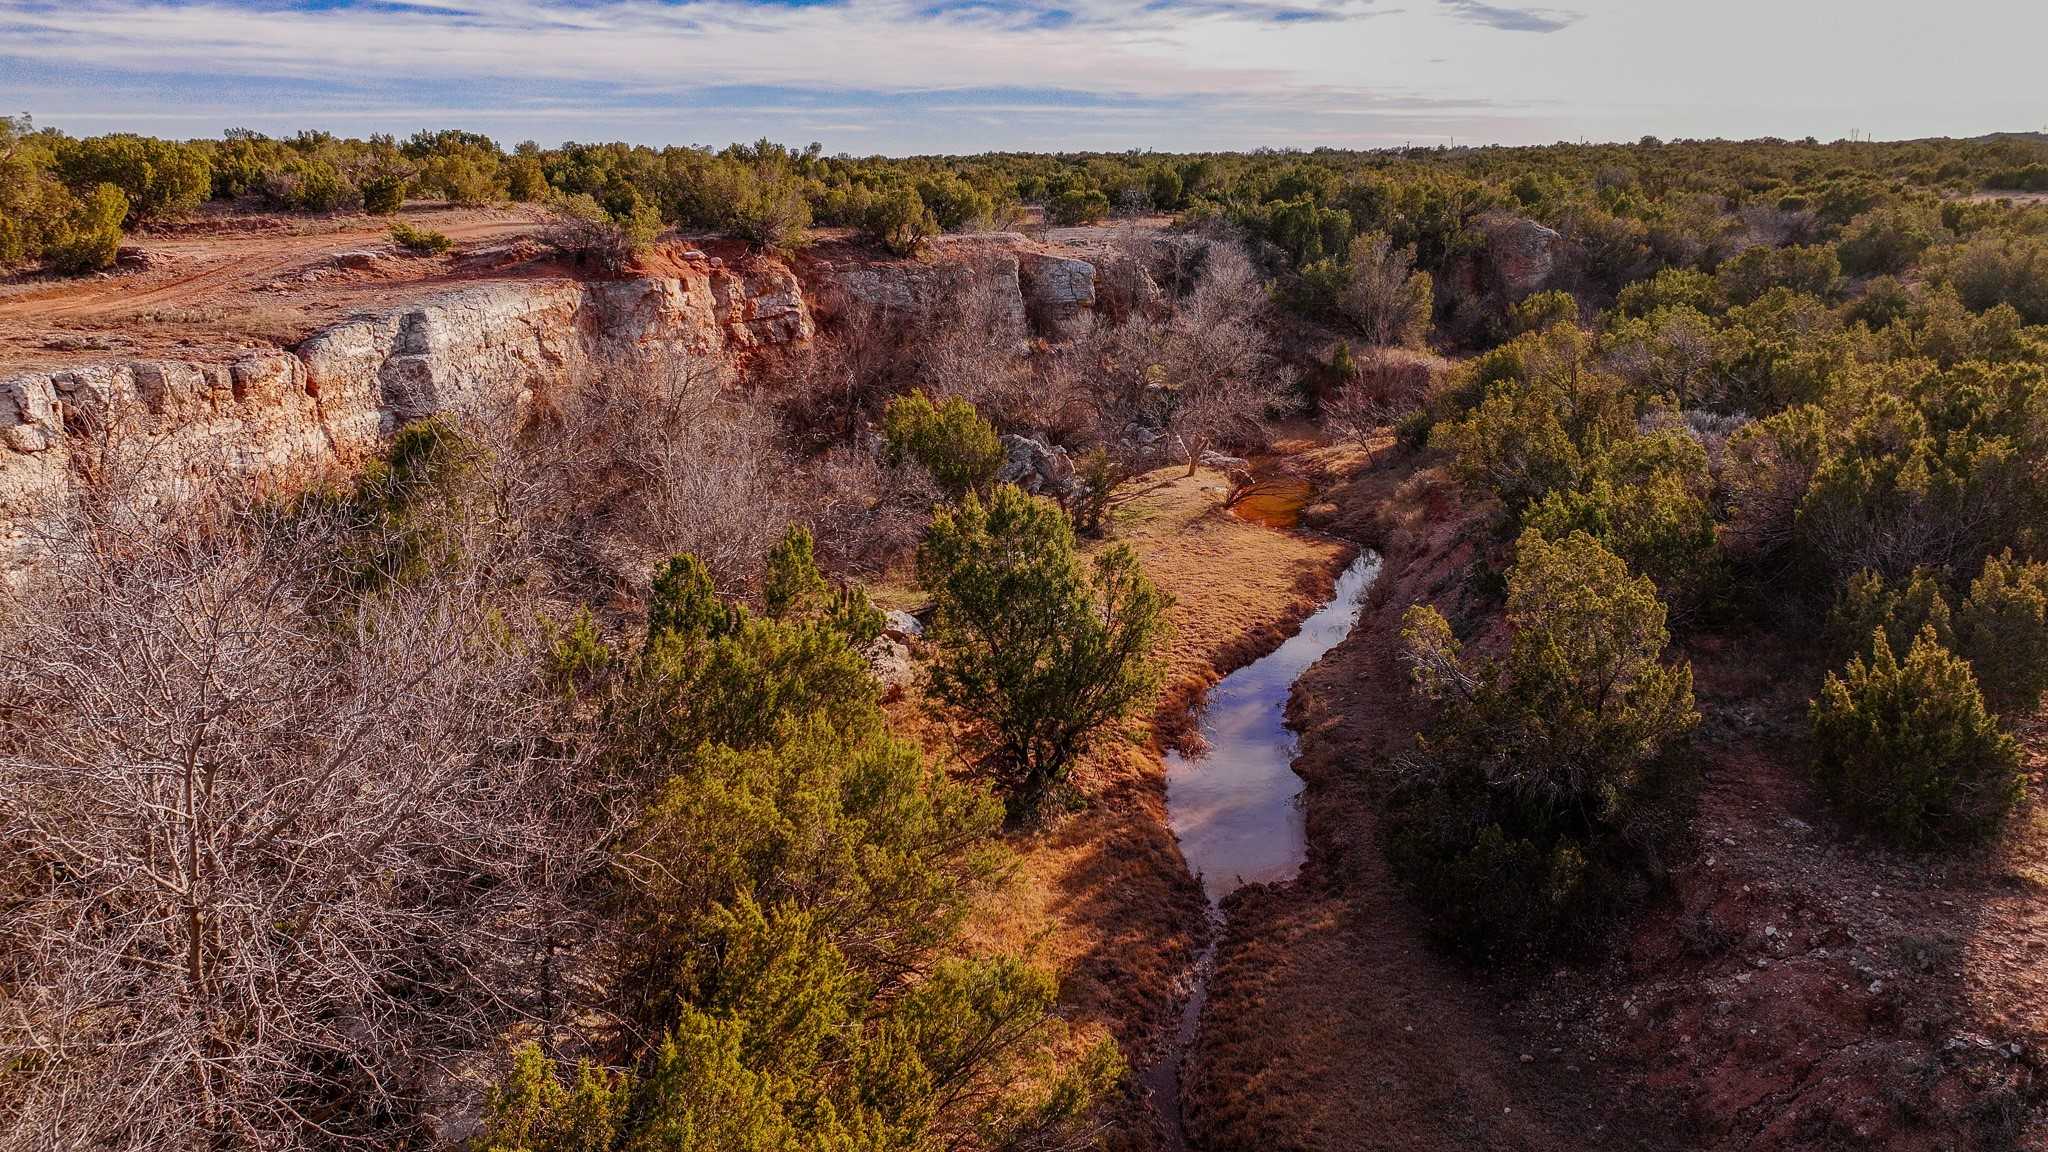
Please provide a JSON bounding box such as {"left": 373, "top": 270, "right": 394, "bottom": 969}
{"left": 0, "top": 233, "right": 1107, "bottom": 573}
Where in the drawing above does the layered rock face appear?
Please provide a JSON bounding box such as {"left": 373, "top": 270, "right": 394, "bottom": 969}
{"left": 0, "top": 255, "right": 816, "bottom": 571}
{"left": 0, "top": 237, "right": 1104, "bottom": 572}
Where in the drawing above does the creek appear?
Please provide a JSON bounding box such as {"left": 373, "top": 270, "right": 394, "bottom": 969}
{"left": 1146, "top": 551, "right": 1382, "bottom": 1148}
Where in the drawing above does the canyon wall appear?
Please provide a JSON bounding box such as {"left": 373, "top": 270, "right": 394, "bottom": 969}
{"left": 0, "top": 235, "right": 1100, "bottom": 572}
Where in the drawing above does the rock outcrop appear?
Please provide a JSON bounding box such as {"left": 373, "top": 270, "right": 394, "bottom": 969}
{"left": 0, "top": 254, "right": 818, "bottom": 573}
{"left": 1479, "top": 213, "right": 1564, "bottom": 301}
{"left": 998, "top": 433, "right": 1077, "bottom": 499}
{"left": 807, "top": 233, "right": 1100, "bottom": 342}
{"left": 0, "top": 234, "right": 1104, "bottom": 574}
{"left": 1016, "top": 251, "right": 1098, "bottom": 335}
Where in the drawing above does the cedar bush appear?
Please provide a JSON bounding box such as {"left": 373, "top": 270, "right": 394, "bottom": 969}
{"left": 1956, "top": 550, "right": 2048, "bottom": 715}
{"left": 882, "top": 390, "right": 1005, "bottom": 502}
{"left": 543, "top": 191, "right": 661, "bottom": 271}
{"left": 1810, "top": 627, "right": 2022, "bottom": 849}
{"left": 1827, "top": 567, "right": 1954, "bottom": 661}
{"left": 1389, "top": 529, "right": 1698, "bottom": 958}
{"left": 51, "top": 133, "right": 210, "bottom": 225}
{"left": 360, "top": 173, "right": 407, "bottom": 215}
{"left": 761, "top": 524, "right": 884, "bottom": 644}
{"left": 481, "top": 545, "right": 1116, "bottom": 1152}
{"left": 388, "top": 220, "right": 453, "bottom": 255}
{"left": 1523, "top": 426, "right": 1718, "bottom": 614}
{"left": 917, "top": 486, "right": 1169, "bottom": 820}
{"left": 1431, "top": 324, "right": 1636, "bottom": 516}
{"left": 42, "top": 183, "right": 129, "bottom": 273}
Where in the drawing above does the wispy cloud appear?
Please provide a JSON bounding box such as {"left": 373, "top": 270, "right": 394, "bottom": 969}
{"left": 0, "top": 0, "right": 1599, "bottom": 149}
{"left": 1437, "top": 0, "right": 1577, "bottom": 32}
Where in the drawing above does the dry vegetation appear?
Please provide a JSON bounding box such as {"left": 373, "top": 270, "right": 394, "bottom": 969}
{"left": 6, "top": 125, "right": 2048, "bottom": 1152}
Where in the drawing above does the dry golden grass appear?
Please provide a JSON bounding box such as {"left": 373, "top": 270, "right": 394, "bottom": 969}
{"left": 896, "top": 461, "right": 1357, "bottom": 1149}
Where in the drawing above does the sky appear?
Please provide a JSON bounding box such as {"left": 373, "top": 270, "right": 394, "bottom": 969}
{"left": 2, "top": 0, "right": 2044, "bottom": 154}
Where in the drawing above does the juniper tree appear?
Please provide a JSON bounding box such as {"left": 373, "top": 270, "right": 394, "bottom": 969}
{"left": 916, "top": 486, "right": 1169, "bottom": 820}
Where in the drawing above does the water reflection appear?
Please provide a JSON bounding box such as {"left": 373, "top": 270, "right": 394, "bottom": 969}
{"left": 1165, "top": 552, "right": 1381, "bottom": 903}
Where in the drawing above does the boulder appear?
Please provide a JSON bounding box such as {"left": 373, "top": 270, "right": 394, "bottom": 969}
{"left": 1481, "top": 213, "right": 1564, "bottom": 301}
{"left": 998, "top": 434, "right": 1076, "bottom": 498}
{"left": 883, "top": 609, "right": 924, "bottom": 640}
{"left": 1017, "top": 252, "right": 1097, "bottom": 335}
{"left": 329, "top": 249, "right": 386, "bottom": 271}
{"left": 1200, "top": 450, "right": 1251, "bottom": 475}
{"left": 862, "top": 634, "right": 920, "bottom": 698}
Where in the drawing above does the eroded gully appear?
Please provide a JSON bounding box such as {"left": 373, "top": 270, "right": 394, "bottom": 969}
{"left": 1144, "top": 551, "right": 1382, "bottom": 1149}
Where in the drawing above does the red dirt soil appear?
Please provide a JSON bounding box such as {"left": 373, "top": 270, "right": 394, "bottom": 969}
{"left": 1186, "top": 445, "right": 2048, "bottom": 1152}
{"left": 0, "top": 202, "right": 558, "bottom": 371}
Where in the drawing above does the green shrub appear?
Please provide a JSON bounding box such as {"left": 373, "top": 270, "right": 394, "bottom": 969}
{"left": 1717, "top": 288, "right": 1858, "bottom": 412}
{"left": 1612, "top": 267, "right": 1720, "bottom": 319}
{"left": 1946, "top": 234, "right": 2048, "bottom": 324}
{"left": 52, "top": 133, "right": 209, "bottom": 225}
{"left": 761, "top": 524, "right": 884, "bottom": 644}
{"left": 1600, "top": 305, "right": 1724, "bottom": 407}
{"left": 914, "top": 170, "right": 994, "bottom": 231}
{"left": 412, "top": 153, "right": 503, "bottom": 206}
{"left": 628, "top": 568, "right": 874, "bottom": 759}
{"left": 1837, "top": 205, "right": 1937, "bottom": 277}
{"left": 540, "top": 606, "right": 613, "bottom": 701}
{"left": 1956, "top": 551, "right": 2048, "bottom": 714}
{"left": 360, "top": 173, "right": 407, "bottom": 216}
{"left": 1070, "top": 449, "right": 1127, "bottom": 538}
{"left": 42, "top": 183, "right": 129, "bottom": 273}
{"left": 1810, "top": 627, "right": 2021, "bottom": 849}
{"left": 1524, "top": 427, "right": 1718, "bottom": 613}
{"left": 1049, "top": 185, "right": 1109, "bottom": 226}
{"left": 917, "top": 486, "right": 1170, "bottom": 820}
{"left": 1716, "top": 243, "right": 1840, "bottom": 305}
{"left": 476, "top": 1044, "right": 627, "bottom": 1152}
{"left": 1147, "top": 165, "right": 1185, "bottom": 210}
{"left": 622, "top": 717, "right": 1001, "bottom": 1012}
{"left": 726, "top": 173, "right": 811, "bottom": 251}
{"left": 1796, "top": 363, "right": 2046, "bottom": 583}
{"left": 484, "top": 543, "right": 1115, "bottom": 1152}
{"left": 859, "top": 184, "right": 939, "bottom": 255}
{"left": 882, "top": 391, "right": 1005, "bottom": 502}
{"left": 255, "top": 156, "right": 356, "bottom": 212}
{"left": 1510, "top": 288, "right": 1578, "bottom": 334}
{"left": 1390, "top": 529, "right": 1698, "bottom": 957}
{"left": 1432, "top": 325, "right": 1635, "bottom": 516}
{"left": 338, "top": 415, "right": 487, "bottom": 588}
{"left": 543, "top": 191, "right": 661, "bottom": 271}
{"left": 505, "top": 155, "right": 549, "bottom": 203}
{"left": 388, "top": 221, "right": 453, "bottom": 255}
{"left": 483, "top": 944, "right": 1117, "bottom": 1152}
{"left": 1844, "top": 275, "right": 1915, "bottom": 330}
{"left": 1827, "top": 567, "right": 1953, "bottom": 661}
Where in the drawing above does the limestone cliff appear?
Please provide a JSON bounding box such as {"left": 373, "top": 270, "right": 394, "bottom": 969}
{"left": 0, "top": 237, "right": 1101, "bottom": 571}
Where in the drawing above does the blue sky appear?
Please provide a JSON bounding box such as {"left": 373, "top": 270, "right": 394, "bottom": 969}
{"left": 2, "top": 0, "right": 2043, "bottom": 153}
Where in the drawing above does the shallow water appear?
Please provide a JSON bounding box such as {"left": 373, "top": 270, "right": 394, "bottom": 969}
{"left": 1228, "top": 478, "right": 1315, "bottom": 530}
{"left": 1166, "top": 551, "right": 1381, "bottom": 902}
{"left": 1145, "top": 551, "right": 1381, "bottom": 1148}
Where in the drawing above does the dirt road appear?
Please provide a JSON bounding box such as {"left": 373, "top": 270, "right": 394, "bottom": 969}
{"left": 0, "top": 204, "right": 551, "bottom": 371}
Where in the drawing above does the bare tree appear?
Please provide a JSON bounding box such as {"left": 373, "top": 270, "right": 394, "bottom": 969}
{"left": 519, "top": 351, "right": 798, "bottom": 592}
{"left": 0, "top": 496, "right": 616, "bottom": 1151}
{"left": 1339, "top": 231, "right": 1433, "bottom": 349}
{"left": 908, "top": 274, "right": 1036, "bottom": 429}
{"left": 781, "top": 294, "right": 913, "bottom": 447}
{"left": 1325, "top": 345, "right": 1444, "bottom": 452}
{"left": 1151, "top": 241, "right": 1294, "bottom": 476}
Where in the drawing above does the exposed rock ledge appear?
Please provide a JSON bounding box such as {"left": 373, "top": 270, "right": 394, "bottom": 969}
{"left": 1, "top": 236, "right": 1106, "bottom": 573}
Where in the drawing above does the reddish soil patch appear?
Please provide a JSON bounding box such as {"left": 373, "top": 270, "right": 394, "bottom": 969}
{"left": 0, "top": 202, "right": 556, "bottom": 370}
{"left": 1188, "top": 445, "right": 2048, "bottom": 1152}
{"left": 928, "top": 461, "right": 1359, "bottom": 1151}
